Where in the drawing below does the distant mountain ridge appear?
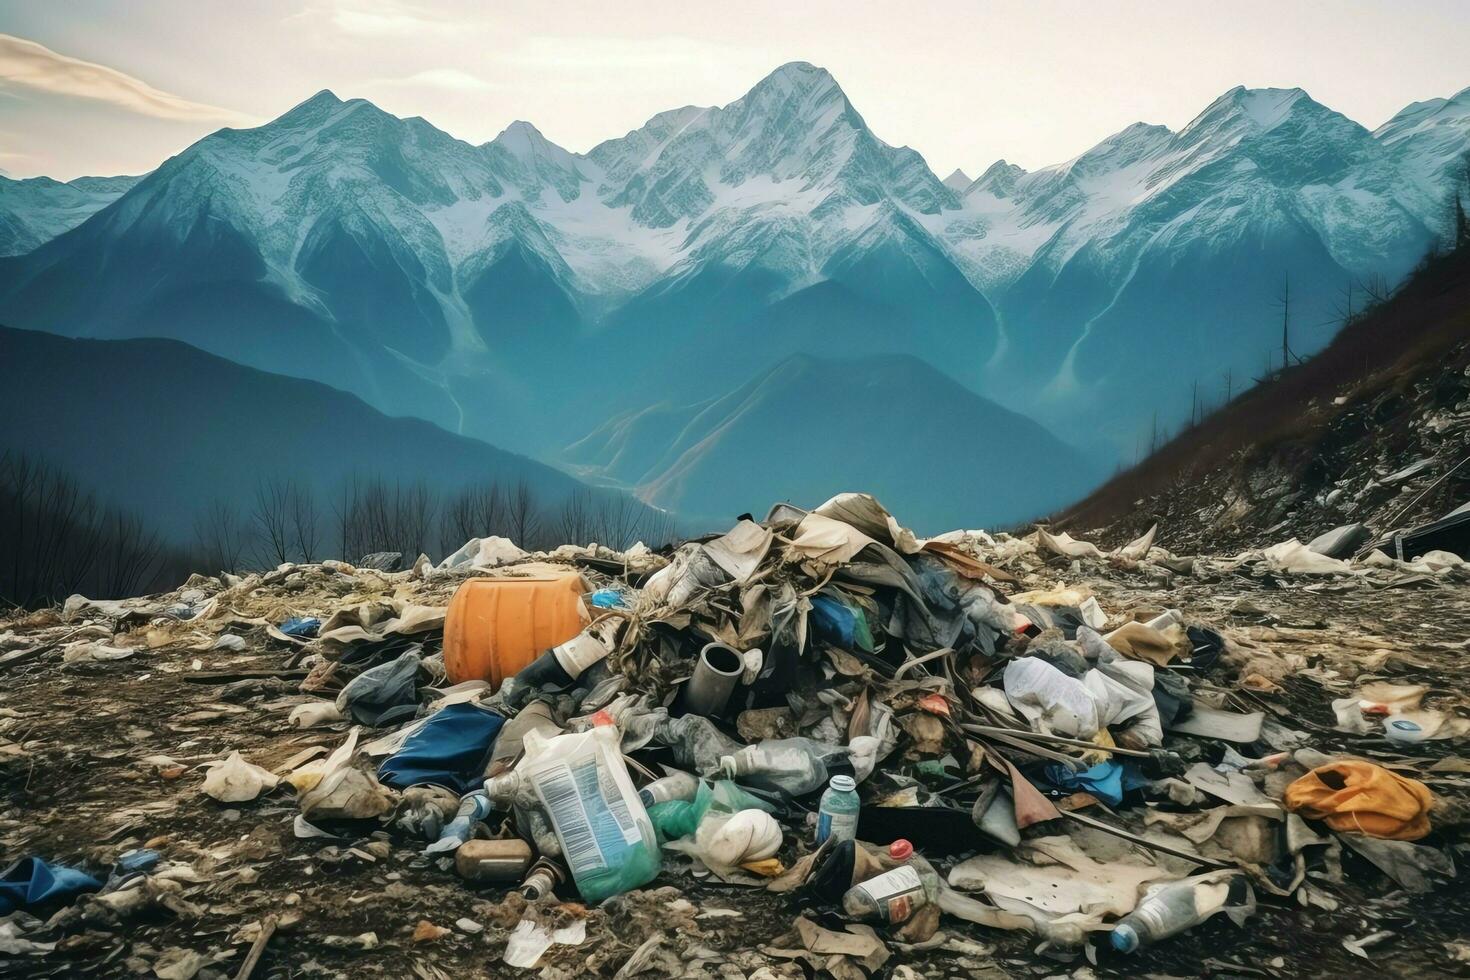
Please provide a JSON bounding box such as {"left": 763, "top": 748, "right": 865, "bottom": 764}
{"left": 0, "top": 325, "right": 627, "bottom": 543}
{"left": 565, "top": 351, "right": 1101, "bottom": 532}
{"left": 0, "top": 65, "right": 1466, "bottom": 512}
{"left": 0, "top": 173, "right": 142, "bottom": 256}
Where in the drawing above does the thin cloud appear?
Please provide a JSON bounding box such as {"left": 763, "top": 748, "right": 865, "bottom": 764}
{"left": 376, "top": 69, "right": 498, "bottom": 92}
{"left": 0, "top": 34, "right": 257, "bottom": 125}
{"left": 293, "top": 0, "right": 459, "bottom": 38}
{"left": 510, "top": 35, "right": 753, "bottom": 72}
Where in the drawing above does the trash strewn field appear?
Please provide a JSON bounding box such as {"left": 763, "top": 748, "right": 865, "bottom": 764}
{"left": 2, "top": 493, "right": 1469, "bottom": 978}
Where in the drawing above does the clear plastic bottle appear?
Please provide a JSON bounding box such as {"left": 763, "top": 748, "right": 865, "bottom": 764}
{"left": 483, "top": 771, "right": 564, "bottom": 857}
{"left": 1110, "top": 873, "right": 1255, "bottom": 953}
{"left": 718, "top": 738, "right": 831, "bottom": 796}
{"left": 841, "top": 846, "right": 941, "bottom": 924}
{"left": 657, "top": 715, "right": 744, "bottom": 777}
{"left": 815, "top": 775, "right": 860, "bottom": 844}
{"left": 639, "top": 771, "right": 699, "bottom": 807}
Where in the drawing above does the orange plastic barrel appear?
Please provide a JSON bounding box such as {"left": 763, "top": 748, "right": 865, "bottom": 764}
{"left": 443, "top": 574, "right": 587, "bottom": 688}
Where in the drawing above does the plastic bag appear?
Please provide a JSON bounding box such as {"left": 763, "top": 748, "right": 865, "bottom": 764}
{"left": 521, "top": 724, "right": 660, "bottom": 902}
{"left": 655, "top": 780, "right": 781, "bottom": 874}
{"left": 647, "top": 779, "right": 772, "bottom": 841}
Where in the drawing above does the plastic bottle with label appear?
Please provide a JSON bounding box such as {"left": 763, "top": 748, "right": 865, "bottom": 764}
{"left": 815, "top": 775, "right": 860, "bottom": 844}
{"left": 1109, "top": 872, "right": 1255, "bottom": 953}
{"left": 424, "top": 791, "right": 493, "bottom": 854}
{"left": 483, "top": 769, "right": 565, "bottom": 858}
{"left": 718, "top": 737, "right": 831, "bottom": 796}
{"left": 496, "top": 631, "right": 611, "bottom": 709}
{"left": 841, "top": 843, "right": 940, "bottom": 925}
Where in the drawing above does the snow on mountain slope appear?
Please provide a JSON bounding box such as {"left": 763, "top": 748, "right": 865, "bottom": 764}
{"left": 1374, "top": 86, "right": 1470, "bottom": 231}
{"left": 923, "top": 86, "right": 1444, "bottom": 456}
{"left": 2, "top": 66, "right": 1467, "bottom": 471}
{"left": 942, "top": 168, "right": 973, "bottom": 192}
{"left": 0, "top": 173, "right": 142, "bottom": 256}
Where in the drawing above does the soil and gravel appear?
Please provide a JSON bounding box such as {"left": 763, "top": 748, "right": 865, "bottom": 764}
{"left": 2, "top": 543, "right": 1468, "bottom": 979}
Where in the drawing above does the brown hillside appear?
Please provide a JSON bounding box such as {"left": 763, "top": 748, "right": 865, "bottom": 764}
{"left": 1055, "top": 246, "right": 1470, "bottom": 551}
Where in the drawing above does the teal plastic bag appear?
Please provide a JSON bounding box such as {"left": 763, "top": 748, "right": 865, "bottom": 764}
{"left": 647, "top": 779, "right": 773, "bottom": 842}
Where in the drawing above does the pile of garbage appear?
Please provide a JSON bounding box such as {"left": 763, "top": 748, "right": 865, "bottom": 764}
{"left": 3, "top": 491, "right": 1468, "bottom": 975}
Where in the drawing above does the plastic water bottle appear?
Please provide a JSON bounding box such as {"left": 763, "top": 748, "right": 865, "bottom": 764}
{"left": 425, "top": 791, "right": 493, "bottom": 854}
{"left": 718, "top": 738, "right": 831, "bottom": 796}
{"left": 841, "top": 847, "right": 941, "bottom": 924}
{"left": 815, "top": 775, "right": 860, "bottom": 844}
{"left": 639, "top": 771, "right": 699, "bottom": 807}
{"left": 657, "top": 715, "right": 744, "bottom": 777}
{"left": 1110, "top": 873, "right": 1255, "bottom": 953}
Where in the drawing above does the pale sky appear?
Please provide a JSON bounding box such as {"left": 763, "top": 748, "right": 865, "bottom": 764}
{"left": 1, "top": 0, "right": 1468, "bottom": 181}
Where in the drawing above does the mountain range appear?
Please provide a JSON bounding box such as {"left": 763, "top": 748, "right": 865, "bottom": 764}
{"left": 0, "top": 325, "right": 605, "bottom": 544}
{"left": 1, "top": 63, "right": 1466, "bottom": 531}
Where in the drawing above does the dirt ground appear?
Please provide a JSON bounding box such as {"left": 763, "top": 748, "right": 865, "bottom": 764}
{"left": 2, "top": 558, "right": 1469, "bottom": 979}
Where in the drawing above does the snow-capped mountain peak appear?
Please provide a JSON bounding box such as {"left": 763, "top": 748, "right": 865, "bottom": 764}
{"left": 943, "top": 168, "right": 973, "bottom": 192}
{"left": 484, "top": 120, "right": 587, "bottom": 202}
{"left": 3, "top": 68, "right": 1467, "bottom": 471}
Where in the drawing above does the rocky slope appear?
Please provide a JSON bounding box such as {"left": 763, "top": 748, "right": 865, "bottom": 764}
{"left": 1054, "top": 244, "right": 1470, "bottom": 554}
{"left": 0, "top": 173, "right": 141, "bottom": 256}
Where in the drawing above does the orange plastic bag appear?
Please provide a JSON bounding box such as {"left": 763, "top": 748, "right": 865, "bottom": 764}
{"left": 1283, "top": 761, "right": 1433, "bottom": 841}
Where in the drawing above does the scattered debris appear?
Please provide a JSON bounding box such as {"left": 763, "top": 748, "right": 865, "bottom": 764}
{"left": 3, "top": 491, "right": 1468, "bottom": 975}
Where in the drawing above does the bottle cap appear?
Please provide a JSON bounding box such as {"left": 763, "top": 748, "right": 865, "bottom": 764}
{"left": 1384, "top": 717, "right": 1428, "bottom": 744}
{"left": 829, "top": 775, "right": 856, "bottom": 793}
{"left": 889, "top": 839, "right": 912, "bottom": 860}
{"left": 1109, "top": 923, "right": 1139, "bottom": 953}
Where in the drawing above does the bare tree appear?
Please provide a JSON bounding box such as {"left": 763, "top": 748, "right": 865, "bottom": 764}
{"left": 251, "top": 479, "right": 293, "bottom": 567}
{"left": 638, "top": 507, "right": 678, "bottom": 549}
{"left": 288, "top": 483, "right": 319, "bottom": 563}
{"left": 439, "top": 481, "right": 511, "bottom": 551}
{"left": 398, "top": 481, "right": 437, "bottom": 559}
{"left": 97, "top": 509, "right": 164, "bottom": 599}
{"left": 193, "top": 499, "right": 245, "bottom": 573}
{"left": 506, "top": 479, "right": 543, "bottom": 550}
{"left": 590, "top": 492, "right": 648, "bottom": 551}
{"left": 1276, "top": 273, "right": 1296, "bottom": 370}
{"left": 0, "top": 451, "right": 171, "bottom": 607}
{"left": 556, "top": 488, "right": 594, "bottom": 546}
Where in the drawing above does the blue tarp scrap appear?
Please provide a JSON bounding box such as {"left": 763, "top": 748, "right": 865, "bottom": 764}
{"left": 1039, "top": 760, "right": 1150, "bottom": 808}
{"left": 378, "top": 702, "right": 505, "bottom": 795}
{"left": 280, "top": 616, "right": 321, "bottom": 638}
